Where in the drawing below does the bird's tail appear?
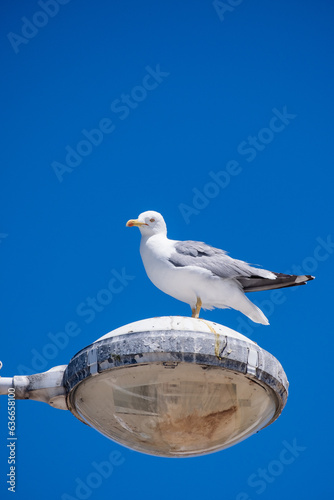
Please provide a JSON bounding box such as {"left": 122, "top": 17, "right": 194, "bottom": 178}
{"left": 238, "top": 273, "right": 314, "bottom": 293}
{"left": 237, "top": 295, "right": 270, "bottom": 325}
{"left": 219, "top": 282, "right": 270, "bottom": 325}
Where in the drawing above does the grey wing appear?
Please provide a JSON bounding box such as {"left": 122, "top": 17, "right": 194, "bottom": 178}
{"left": 169, "top": 240, "right": 314, "bottom": 291}
{"left": 169, "top": 240, "right": 263, "bottom": 279}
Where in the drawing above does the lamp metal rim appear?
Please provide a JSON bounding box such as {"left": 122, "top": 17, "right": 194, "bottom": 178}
{"left": 63, "top": 328, "right": 288, "bottom": 431}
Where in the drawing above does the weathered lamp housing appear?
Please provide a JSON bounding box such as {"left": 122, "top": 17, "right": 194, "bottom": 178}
{"left": 0, "top": 317, "right": 288, "bottom": 458}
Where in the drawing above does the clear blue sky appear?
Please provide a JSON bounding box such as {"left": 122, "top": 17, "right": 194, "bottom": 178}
{"left": 1, "top": 1, "right": 333, "bottom": 499}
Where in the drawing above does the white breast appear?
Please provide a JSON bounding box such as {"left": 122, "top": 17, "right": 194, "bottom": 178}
{"left": 139, "top": 234, "right": 213, "bottom": 307}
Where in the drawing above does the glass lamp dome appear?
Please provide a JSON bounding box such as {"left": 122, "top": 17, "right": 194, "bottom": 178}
{"left": 64, "top": 317, "right": 288, "bottom": 457}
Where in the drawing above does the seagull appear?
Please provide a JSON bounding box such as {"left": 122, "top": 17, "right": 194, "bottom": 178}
{"left": 126, "top": 211, "right": 314, "bottom": 325}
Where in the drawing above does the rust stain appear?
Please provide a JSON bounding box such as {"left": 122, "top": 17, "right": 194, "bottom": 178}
{"left": 214, "top": 331, "right": 223, "bottom": 360}
{"left": 156, "top": 405, "right": 237, "bottom": 443}
{"left": 198, "top": 319, "right": 223, "bottom": 360}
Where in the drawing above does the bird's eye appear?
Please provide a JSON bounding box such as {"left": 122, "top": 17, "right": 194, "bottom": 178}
{"left": 149, "top": 218, "right": 155, "bottom": 223}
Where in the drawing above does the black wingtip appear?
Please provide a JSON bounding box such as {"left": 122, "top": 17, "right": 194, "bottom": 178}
{"left": 241, "top": 272, "right": 315, "bottom": 293}
{"left": 294, "top": 274, "right": 315, "bottom": 285}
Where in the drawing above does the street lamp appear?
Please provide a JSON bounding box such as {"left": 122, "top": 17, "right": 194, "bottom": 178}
{"left": 0, "top": 317, "right": 288, "bottom": 457}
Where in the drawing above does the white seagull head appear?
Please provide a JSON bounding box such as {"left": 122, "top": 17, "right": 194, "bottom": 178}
{"left": 126, "top": 210, "right": 167, "bottom": 237}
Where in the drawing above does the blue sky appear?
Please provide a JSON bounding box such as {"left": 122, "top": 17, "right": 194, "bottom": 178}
{"left": 1, "top": 0, "right": 333, "bottom": 498}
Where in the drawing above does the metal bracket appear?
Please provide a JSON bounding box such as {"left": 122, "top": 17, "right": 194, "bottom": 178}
{"left": 0, "top": 365, "right": 68, "bottom": 410}
{"left": 87, "top": 348, "right": 98, "bottom": 375}
{"left": 247, "top": 347, "right": 259, "bottom": 376}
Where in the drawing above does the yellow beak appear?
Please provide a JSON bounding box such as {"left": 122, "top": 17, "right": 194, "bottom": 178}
{"left": 126, "top": 219, "right": 147, "bottom": 227}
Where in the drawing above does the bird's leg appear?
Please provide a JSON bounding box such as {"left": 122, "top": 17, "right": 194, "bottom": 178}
{"left": 191, "top": 297, "right": 202, "bottom": 318}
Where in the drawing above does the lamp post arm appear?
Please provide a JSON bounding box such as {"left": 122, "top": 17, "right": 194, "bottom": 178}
{"left": 0, "top": 377, "right": 13, "bottom": 394}
{"left": 0, "top": 365, "right": 68, "bottom": 410}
